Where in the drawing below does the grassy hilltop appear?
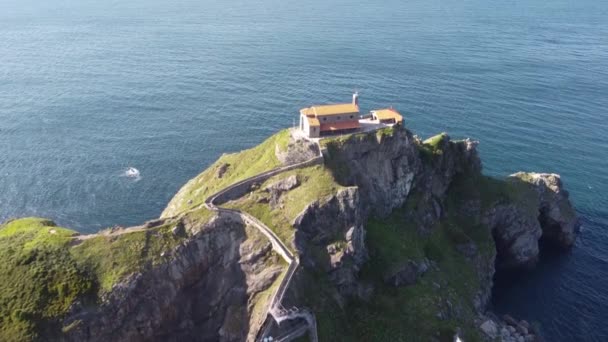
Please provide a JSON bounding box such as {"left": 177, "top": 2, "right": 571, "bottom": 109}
{"left": 0, "top": 210, "right": 211, "bottom": 340}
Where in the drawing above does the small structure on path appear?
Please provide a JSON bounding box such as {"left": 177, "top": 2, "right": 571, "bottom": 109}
{"left": 298, "top": 93, "right": 403, "bottom": 138}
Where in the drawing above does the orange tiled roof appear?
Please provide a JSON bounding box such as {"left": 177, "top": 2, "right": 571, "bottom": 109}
{"left": 373, "top": 108, "right": 403, "bottom": 123}
{"left": 320, "top": 120, "right": 361, "bottom": 132}
{"left": 300, "top": 103, "right": 359, "bottom": 117}
{"left": 307, "top": 116, "right": 320, "bottom": 127}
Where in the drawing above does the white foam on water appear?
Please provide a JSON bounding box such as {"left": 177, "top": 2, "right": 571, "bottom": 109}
{"left": 122, "top": 167, "right": 141, "bottom": 181}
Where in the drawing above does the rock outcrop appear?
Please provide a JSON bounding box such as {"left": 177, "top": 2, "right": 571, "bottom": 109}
{"left": 416, "top": 135, "right": 481, "bottom": 200}
{"left": 265, "top": 175, "right": 300, "bottom": 207}
{"left": 479, "top": 172, "right": 580, "bottom": 270}
{"left": 478, "top": 314, "right": 540, "bottom": 342}
{"left": 383, "top": 259, "right": 431, "bottom": 287}
{"left": 510, "top": 172, "right": 579, "bottom": 248}
{"left": 323, "top": 128, "right": 421, "bottom": 217}
{"left": 275, "top": 132, "right": 320, "bottom": 165}
{"left": 292, "top": 187, "right": 368, "bottom": 296}
{"left": 62, "top": 215, "right": 282, "bottom": 342}
{"left": 483, "top": 204, "right": 542, "bottom": 269}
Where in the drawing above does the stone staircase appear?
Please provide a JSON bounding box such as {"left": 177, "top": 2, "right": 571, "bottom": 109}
{"left": 203, "top": 139, "right": 322, "bottom": 342}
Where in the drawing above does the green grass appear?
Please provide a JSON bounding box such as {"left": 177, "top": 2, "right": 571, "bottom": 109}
{"left": 299, "top": 208, "right": 487, "bottom": 341}
{"left": 511, "top": 172, "right": 577, "bottom": 221}
{"left": 72, "top": 226, "right": 169, "bottom": 292}
{"left": 0, "top": 218, "right": 93, "bottom": 341}
{"left": 448, "top": 173, "right": 540, "bottom": 218}
{"left": 249, "top": 260, "right": 288, "bottom": 332}
{"left": 161, "top": 129, "right": 292, "bottom": 218}
{"left": 225, "top": 165, "right": 344, "bottom": 248}
{"left": 320, "top": 124, "right": 403, "bottom": 148}
{"left": 0, "top": 209, "right": 214, "bottom": 341}
{"left": 322, "top": 142, "right": 353, "bottom": 186}
{"left": 294, "top": 175, "right": 501, "bottom": 341}
{"left": 418, "top": 132, "right": 449, "bottom": 165}
{"left": 423, "top": 132, "right": 449, "bottom": 151}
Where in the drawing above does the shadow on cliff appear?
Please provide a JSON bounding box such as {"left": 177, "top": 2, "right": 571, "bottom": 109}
{"left": 155, "top": 216, "right": 253, "bottom": 342}
{"left": 64, "top": 214, "right": 269, "bottom": 342}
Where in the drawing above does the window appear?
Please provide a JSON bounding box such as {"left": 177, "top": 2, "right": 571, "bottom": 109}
{"left": 323, "top": 118, "right": 327, "bottom": 121}
{"left": 337, "top": 116, "right": 341, "bottom": 119}
{"left": 350, "top": 115, "right": 353, "bottom": 119}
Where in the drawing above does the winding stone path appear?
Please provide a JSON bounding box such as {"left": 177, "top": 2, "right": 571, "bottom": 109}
{"left": 204, "top": 140, "right": 323, "bottom": 342}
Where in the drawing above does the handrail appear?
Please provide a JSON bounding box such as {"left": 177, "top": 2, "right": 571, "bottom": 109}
{"left": 203, "top": 134, "right": 322, "bottom": 342}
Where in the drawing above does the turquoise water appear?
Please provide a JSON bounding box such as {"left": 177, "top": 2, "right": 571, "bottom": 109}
{"left": 1, "top": 0, "right": 607, "bottom": 340}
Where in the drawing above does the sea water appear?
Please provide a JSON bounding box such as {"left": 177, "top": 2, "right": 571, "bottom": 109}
{"left": 1, "top": 0, "right": 607, "bottom": 340}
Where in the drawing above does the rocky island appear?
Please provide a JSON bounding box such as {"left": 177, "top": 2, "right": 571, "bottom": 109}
{"left": 0, "top": 125, "right": 579, "bottom": 341}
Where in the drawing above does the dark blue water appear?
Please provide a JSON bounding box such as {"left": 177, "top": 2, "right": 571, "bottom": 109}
{"left": 1, "top": 0, "right": 607, "bottom": 340}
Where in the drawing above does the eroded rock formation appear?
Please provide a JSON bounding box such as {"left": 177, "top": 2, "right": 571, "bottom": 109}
{"left": 62, "top": 215, "right": 282, "bottom": 342}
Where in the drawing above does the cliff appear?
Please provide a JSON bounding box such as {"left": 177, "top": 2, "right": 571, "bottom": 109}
{"left": 0, "top": 126, "right": 579, "bottom": 342}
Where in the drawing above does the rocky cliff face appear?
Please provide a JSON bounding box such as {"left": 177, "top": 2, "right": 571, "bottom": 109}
{"left": 1, "top": 127, "right": 580, "bottom": 342}
{"left": 481, "top": 172, "right": 580, "bottom": 271}
{"left": 291, "top": 187, "right": 368, "bottom": 297}
{"left": 511, "top": 172, "right": 579, "bottom": 248}
{"left": 62, "top": 215, "right": 282, "bottom": 342}
{"left": 323, "top": 128, "right": 421, "bottom": 218}
{"left": 483, "top": 203, "right": 542, "bottom": 269}
{"left": 292, "top": 127, "right": 579, "bottom": 340}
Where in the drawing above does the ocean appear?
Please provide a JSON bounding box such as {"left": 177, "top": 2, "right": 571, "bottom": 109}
{"left": 1, "top": 0, "right": 607, "bottom": 340}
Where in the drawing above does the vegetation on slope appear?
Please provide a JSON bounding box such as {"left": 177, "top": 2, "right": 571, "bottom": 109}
{"left": 511, "top": 172, "right": 576, "bottom": 220}
{"left": 319, "top": 124, "right": 401, "bottom": 149}
{"left": 417, "top": 132, "right": 449, "bottom": 164}
{"left": 448, "top": 172, "right": 540, "bottom": 218}
{"left": 298, "top": 187, "right": 491, "bottom": 342}
{"left": 161, "top": 129, "right": 291, "bottom": 218}
{"left": 0, "top": 208, "right": 213, "bottom": 341}
{"left": 225, "top": 165, "right": 344, "bottom": 247}
{"left": 0, "top": 218, "right": 92, "bottom": 341}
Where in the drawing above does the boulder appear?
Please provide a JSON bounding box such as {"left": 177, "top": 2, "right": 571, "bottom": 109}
{"left": 383, "top": 259, "right": 430, "bottom": 287}
{"left": 479, "top": 320, "right": 498, "bottom": 339}
{"left": 275, "top": 130, "right": 320, "bottom": 165}
{"left": 503, "top": 314, "right": 518, "bottom": 327}
{"left": 265, "top": 175, "right": 300, "bottom": 193}
{"left": 265, "top": 175, "right": 300, "bottom": 207}
{"left": 516, "top": 323, "right": 529, "bottom": 335}
{"left": 215, "top": 162, "right": 230, "bottom": 179}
